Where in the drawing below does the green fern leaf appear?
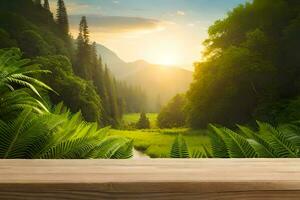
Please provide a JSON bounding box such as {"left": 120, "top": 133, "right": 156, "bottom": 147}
{"left": 170, "top": 135, "right": 190, "bottom": 158}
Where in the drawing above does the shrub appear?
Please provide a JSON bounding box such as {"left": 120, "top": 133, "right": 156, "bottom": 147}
{"left": 18, "top": 30, "right": 51, "bottom": 57}
{"left": 136, "top": 112, "right": 150, "bottom": 129}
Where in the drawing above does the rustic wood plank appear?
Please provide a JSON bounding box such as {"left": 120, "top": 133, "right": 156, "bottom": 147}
{"left": 0, "top": 159, "right": 299, "bottom": 199}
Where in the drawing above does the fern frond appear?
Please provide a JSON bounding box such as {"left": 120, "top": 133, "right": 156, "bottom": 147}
{"left": 89, "top": 136, "right": 133, "bottom": 159}
{"left": 258, "top": 122, "right": 298, "bottom": 158}
{"left": 238, "top": 125, "right": 277, "bottom": 157}
{"left": 209, "top": 125, "right": 230, "bottom": 158}
{"left": 170, "top": 135, "right": 190, "bottom": 158}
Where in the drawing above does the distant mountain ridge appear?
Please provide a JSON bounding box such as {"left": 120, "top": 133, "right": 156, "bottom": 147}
{"left": 96, "top": 44, "right": 193, "bottom": 111}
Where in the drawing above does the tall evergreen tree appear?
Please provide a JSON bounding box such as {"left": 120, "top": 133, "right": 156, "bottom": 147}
{"left": 104, "top": 65, "right": 120, "bottom": 125}
{"left": 56, "top": 0, "right": 69, "bottom": 34}
{"left": 93, "top": 55, "right": 109, "bottom": 122}
{"left": 91, "top": 42, "right": 98, "bottom": 77}
{"left": 94, "top": 56, "right": 106, "bottom": 97}
{"left": 43, "top": 0, "right": 50, "bottom": 10}
{"left": 79, "top": 16, "right": 89, "bottom": 44}
{"left": 74, "top": 16, "right": 91, "bottom": 79}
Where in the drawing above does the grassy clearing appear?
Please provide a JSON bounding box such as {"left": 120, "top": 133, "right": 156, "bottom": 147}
{"left": 108, "top": 128, "right": 211, "bottom": 158}
{"left": 122, "top": 113, "right": 158, "bottom": 129}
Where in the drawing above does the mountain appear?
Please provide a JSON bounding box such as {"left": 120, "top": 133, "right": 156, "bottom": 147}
{"left": 96, "top": 44, "right": 193, "bottom": 111}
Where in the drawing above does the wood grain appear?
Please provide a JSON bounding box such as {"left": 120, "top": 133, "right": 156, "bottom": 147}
{"left": 0, "top": 159, "right": 299, "bottom": 199}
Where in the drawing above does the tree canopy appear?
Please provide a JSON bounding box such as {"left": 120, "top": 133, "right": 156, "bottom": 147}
{"left": 158, "top": 94, "right": 187, "bottom": 128}
{"left": 187, "top": 0, "right": 300, "bottom": 128}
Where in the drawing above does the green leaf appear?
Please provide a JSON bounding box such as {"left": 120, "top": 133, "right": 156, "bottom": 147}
{"left": 209, "top": 125, "right": 230, "bottom": 158}
{"left": 170, "top": 135, "right": 190, "bottom": 158}
{"left": 258, "top": 122, "right": 298, "bottom": 158}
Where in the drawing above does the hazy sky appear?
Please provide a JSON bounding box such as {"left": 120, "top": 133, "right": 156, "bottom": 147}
{"left": 51, "top": 0, "right": 248, "bottom": 68}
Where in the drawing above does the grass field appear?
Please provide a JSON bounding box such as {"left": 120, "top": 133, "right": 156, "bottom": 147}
{"left": 109, "top": 128, "right": 211, "bottom": 158}
{"left": 122, "top": 113, "right": 158, "bottom": 129}
{"left": 114, "top": 113, "right": 211, "bottom": 158}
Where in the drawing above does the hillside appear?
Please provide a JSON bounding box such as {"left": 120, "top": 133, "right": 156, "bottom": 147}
{"left": 0, "top": 0, "right": 147, "bottom": 125}
{"left": 96, "top": 44, "right": 193, "bottom": 111}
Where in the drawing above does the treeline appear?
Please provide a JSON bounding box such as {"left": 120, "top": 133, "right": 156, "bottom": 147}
{"left": 0, "top": 0, "right": 146, "bottom": 126}
{"left": 158, "top": 0, "right": 300, "bottom": 129}
{"left": 73, "top": 16, "right": 147, "bottom": 124}
{"left": 117, "top": 82, "right": 147, "bottom": 113}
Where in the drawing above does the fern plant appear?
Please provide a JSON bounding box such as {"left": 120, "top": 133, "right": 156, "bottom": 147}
{"left": 170, "top": 135, "right": 190, "bottom": 158}
{"left": 0, "top": 48, "right": 133, "bottom": 159}
{"left": 170, "top": 135, "right": 212, "bottom": 158}
{"left": 0, "top": 108, "right": 133, "bottom": 159}
{"left": 171, "top": 122, "right": 300, "bottom": 159}
{"left": 0, "top": 48, "right": 53, "bottom": 117}
{"left": 206, "top": 122, "right": 300, "bottom": 158}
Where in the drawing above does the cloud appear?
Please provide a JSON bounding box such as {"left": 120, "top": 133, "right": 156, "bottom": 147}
{"left": 69, "top": 15, "right": 165, "bottom": 34}
{"left": 176, "top": 10, "right": 185, "bottom": 16}
{"left": 50, "top": 1, "right": 90, "bottom": 15}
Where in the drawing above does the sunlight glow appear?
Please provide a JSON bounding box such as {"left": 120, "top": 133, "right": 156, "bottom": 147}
{"left": 155, "top": 53, "right": 179, "bottom": 66}
{"left": 143, "top": 35, "right": 183, "bottom": 66}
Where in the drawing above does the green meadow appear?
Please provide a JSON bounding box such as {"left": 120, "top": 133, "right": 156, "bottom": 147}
{"left": 110, "top": 113, "right": 211, "bottom": 158}
{"left": 122, "top": 113, "right": 159, "bottom": 129}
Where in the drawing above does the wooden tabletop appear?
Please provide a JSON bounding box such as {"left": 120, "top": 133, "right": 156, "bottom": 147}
{"left": 0, "top": 159, "right": 300, "bottom": 199}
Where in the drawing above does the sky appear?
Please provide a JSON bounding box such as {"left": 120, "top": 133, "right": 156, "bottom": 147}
{"left": 50, "top": 0, "right": 248, "bottom": 68}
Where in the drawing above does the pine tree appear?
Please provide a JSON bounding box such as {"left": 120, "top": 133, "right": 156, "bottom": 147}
{"left": 94, "top": 56, "right": 106, "bottom": 96}
{"left": 93, "top": 56, "right": 109, "bottom": 121}
{"left": 136, "top": 112, "right": 150, "bottom": 129}
{"left": 104, "top": 66, "right": 120, "bottom": 125}
{"left": 79, "top": 16, "right": 89, "bottom": 45}
{"left": 43, "top": 0, "right": 50, "bottom": 10}
{"left": 56, "top": 0, "right": 69, "bottom": 34}
{"left": 113, "top": 78, "right": 123, "bottom": 119}
{"left": 91, "top": 42, "right": 98, "bottom": 77}
{"left": 74, "top": 16, "right": 91, "bottom": 79}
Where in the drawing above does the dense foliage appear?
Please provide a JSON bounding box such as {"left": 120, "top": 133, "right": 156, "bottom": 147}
{"left": 0, "top": 0, "right": 72, "bottom": 56}
{"left": 157, "top": 94, "right": 186, "bottom": 128}
{"left": 34, "top": 55, "right": 104, "bottom": 124}
{"left": 0, "top": 48, "right": 133, "bottom": 159}
{"left": 187, "top": 0, "right": 300, "bottom": 128}
{"left": 0, "top": 0, "right": 147, "bottom": 127}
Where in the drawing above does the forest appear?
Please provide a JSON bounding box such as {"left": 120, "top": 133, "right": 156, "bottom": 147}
{"left": 0, "top": 0, "right": 300, "bottom": 159}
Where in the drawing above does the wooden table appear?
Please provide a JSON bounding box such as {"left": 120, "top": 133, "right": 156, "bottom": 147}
{"left": 0, "top": 159, "right": 300, "bottom": 199}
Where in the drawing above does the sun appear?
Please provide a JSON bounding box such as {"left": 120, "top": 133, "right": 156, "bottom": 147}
{"left": 142, "top": 34, "right": 183, "bottom": 66}
{"left": 156, "top": 53, "right": 179, "bottom": 66}
{"left": 151, "top": 47, "right": 181, "bottom": 66}
{"left": 152, "top": 43, "right": 181, "bottom": 66}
